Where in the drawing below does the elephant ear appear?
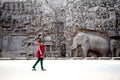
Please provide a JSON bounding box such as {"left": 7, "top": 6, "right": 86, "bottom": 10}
{"left": 77, "top": 35, "right": 89, "bottom": 45}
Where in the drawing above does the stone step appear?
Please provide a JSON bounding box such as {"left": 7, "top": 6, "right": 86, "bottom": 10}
{"left": 0, "top": 57, "right": 120, "bottom": 60}
{"left": 99, "top": 57, "right": 112, "bottom": 60}
{"left": 112, "top": 57, "right": 120, "bottom": 60}
{"left": 0, "top": 57, "right": 11, "bottom": 60}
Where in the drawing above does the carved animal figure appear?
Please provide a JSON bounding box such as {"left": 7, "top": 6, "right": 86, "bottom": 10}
{"left": 71, "top": 32, "right": 109, "bottom": 57}
{"left": 110, "top": 39, "right": 120, "bottom": 57}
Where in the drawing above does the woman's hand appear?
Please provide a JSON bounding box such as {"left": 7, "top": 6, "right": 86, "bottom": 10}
{"left": 40, "top": 55, "right": 44, "bottom": 58}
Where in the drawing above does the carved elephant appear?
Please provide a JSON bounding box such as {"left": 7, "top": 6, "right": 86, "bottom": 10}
{"left": 110, "top": 39, "right": 120, "bottom": 57}
{"left": 71, "top": 32, "right": 109, "bottom": 57}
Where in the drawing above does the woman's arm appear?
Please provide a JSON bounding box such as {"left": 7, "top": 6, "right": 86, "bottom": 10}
{"left": 36, "top": 41, "right": 42, "bottom": 55}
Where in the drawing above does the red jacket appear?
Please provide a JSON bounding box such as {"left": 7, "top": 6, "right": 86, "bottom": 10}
{"left": 35, "top": 40, "right": 44, "bottom": 58}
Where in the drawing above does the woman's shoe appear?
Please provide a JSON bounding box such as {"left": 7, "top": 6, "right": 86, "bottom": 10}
{"left": 41, "top": 69, "right": 46, "bottom": 71}
{"left": 32, "top": 68, "right": 36, "bottom": 71}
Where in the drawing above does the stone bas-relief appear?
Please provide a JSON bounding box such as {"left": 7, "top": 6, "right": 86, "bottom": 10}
{"left": 62, "top": 0, "right": 120, "bottom": 57}
{"left": 0, "top": 0, "right": 56, "bottom": 57}
{"left": 0, "top": 0, "right": 120, "bottom": 58}
{"left": 71, "top": 31, "right": 109, "bottom": 57}
{"left": 110, "top": 39, "right": 120, "bottom": 57}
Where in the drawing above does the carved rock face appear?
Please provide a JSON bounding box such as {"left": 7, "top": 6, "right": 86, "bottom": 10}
{"left": 0, "top": 0, "right": 120, "bottom": 57}
{"left": 62, "top": 0, "right": 118, "bottom": 35}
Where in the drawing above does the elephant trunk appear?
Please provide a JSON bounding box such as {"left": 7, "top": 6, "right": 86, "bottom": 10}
{"left": 71, "top": 37, "right": 77, "bottom": 50}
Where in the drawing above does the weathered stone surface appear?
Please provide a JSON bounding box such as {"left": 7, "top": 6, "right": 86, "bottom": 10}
{"left": 0, "top": 0, "right": 119, "bottom": 57}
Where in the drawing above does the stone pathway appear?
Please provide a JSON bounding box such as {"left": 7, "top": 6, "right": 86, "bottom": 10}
{"left": 0, "top": 60, "right": 120, "bottom": 80}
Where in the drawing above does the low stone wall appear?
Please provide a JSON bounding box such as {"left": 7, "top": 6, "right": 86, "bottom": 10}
{"left": 0, "top": 57, "right": 120, "bottom": 60}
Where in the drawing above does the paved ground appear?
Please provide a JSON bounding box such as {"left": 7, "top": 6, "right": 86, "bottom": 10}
{"left": 0, "top": 60, "right": 120, "bottom": 80}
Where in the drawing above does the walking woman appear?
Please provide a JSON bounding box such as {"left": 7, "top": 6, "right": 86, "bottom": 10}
{"left": 32, "top": 33, "right": 46, "bottom": 71}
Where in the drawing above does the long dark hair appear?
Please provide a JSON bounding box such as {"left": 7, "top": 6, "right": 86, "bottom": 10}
{"left": 38, "top": 34, "right": 41, "bottom": 37}
{"left": 35, "top": 34, "right": 41, "bottom": 41}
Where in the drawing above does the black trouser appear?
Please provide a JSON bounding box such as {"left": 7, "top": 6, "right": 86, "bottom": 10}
{"left": 32, "top": 58, "right": 44, "bottom": 70}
